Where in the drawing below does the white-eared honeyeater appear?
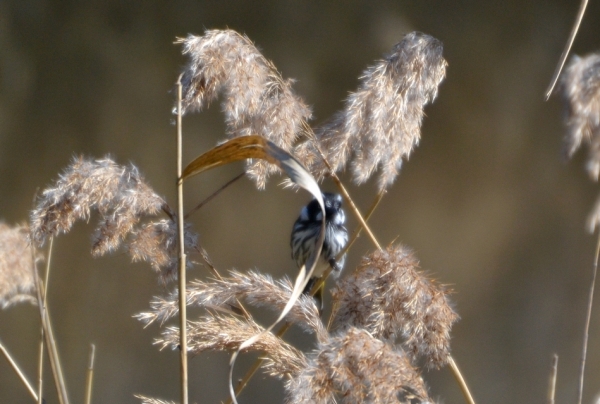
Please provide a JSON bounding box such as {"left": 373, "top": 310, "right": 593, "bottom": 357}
{"left": 290, "top": 192, "right": 348, "bottom": 310}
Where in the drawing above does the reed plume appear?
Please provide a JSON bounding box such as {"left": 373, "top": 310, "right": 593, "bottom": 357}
{"left": 128, "top": 220, "right": 198, "bottom": 281}
{"left": 294, "top": 32, "right": 447, "bottom": 191}
{"left": 0, "top": 223, "right": 38, "bottom": 309}
{"left": 285, "top": 327, "right": 432, "bottom": 404}
{"left": 331, "top": 243, "right": 458, "bottom": 368}
{"left": 560, "top": 53, "right": 600, "bottom": 180}
{"left": 30, "top": 156, "right": 165, "bottom": 248}
{"left": 157, "top": 313, "right": 307, "bottom": 380}
{"left": 29, "top": 156, "right": 198, "bottom": 281}
{"left": 137, "top": 270, "right": 326, "bottom": 342}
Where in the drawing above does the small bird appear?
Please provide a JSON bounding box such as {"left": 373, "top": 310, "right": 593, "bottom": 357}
{"left": 290, "top": 192, "right": 348, "bottom": 310}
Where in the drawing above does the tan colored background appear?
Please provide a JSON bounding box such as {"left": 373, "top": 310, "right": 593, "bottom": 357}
{"left": 2, "top": 1, "right": 600, "bottom": 403}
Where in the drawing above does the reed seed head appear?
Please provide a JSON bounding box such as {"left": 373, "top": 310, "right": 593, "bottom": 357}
{"left": 128, "top": 219, "right": 198, "bottom": 282}
{"left": 331, "top": 244, "right": 458, "bottom": 368}
{"left": 286, "top": 327, "right": 432, "bottom": 404}
{"left": 137, "top": 270, "right": 326, "bottom": 341}
{"left": 30, "top": 156, "right": 165, "bottom": 249}
{"left": 158, "top": 313, "right": 306, "bottom": 380}
{"left": 0, "top": 223, "right": 38, "bottom": 309}
{"left": 295, "top": 32, "right": 446, "bottom": 191}
{"left": 560, "top": 53, "right": 600, "bottom": 179}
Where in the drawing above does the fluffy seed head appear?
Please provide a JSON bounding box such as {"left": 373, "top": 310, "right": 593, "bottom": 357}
{"left": 29, "top": 156, "right": 197, "bottom": 282}
{"left": 128, "top": 219, "right": 198, "bottom": 282}
{"left": 158, "top": 313, "right": 306, "bottom": 380}
{"left": 560, "top": 53, "right": 600, "bottom": 179}
{"left": 30, "top": 156, "right": 165, "bottom": 250}
{"left": 137, "top": 270, "right": 325, "bottom": 341}
{"left": 286, "top": 327, "right": 432, "bottom": 404}
{"left": 0, "top": 223, "right": 38, "bottom": 309}
{"left": 331, "top": 244, "right": 458, "bottom": 368}
{"left": 294, "top": 32, "right": 446, "bottom": 191}
{"left": 177, "top": 30, "right": 312, "bottom": 188}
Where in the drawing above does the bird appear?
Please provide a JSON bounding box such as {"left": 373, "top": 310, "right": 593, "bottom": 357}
{"left": 290, "top": 192, "right": 348, "bottom": 310}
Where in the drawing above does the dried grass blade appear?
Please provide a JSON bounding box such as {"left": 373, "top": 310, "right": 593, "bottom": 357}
{"left": 180, "top": 136, "right": 276, "bottom": 181}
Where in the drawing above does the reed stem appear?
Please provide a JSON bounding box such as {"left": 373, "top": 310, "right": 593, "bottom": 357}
{"left": 176, "top": 74, "right": 189, "bottom": 404}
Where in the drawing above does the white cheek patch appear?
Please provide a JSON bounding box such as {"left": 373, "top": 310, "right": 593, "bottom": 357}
{"left": 334, "top": 230, "right": 348, "bottom": 247}
{"left": 333, "top": 210, "right": 345, "bottom": 226}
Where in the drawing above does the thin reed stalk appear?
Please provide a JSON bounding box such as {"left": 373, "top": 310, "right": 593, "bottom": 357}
{"left": 0, "top": 339, "right": 38, "bottom": 401}
{"left": 37, "top": 236, "right": 53, "bottom": 404}
{"left": 36, "top": 334, "right": 43, "bottom": 404}
{"left": 197, "top": 248, "right": 252, "bottom": 320}
{"left": 548, "top": 354, "right": 558, "bottom": 404}
{"left": 448, "top": 356, "right": 476, "bottom": 404}
{"left": 185, "top": 171, "right": 245, "bottom": 219}
{"left": 342, "top": 191, "right": 386, "bottom": 255}
{"left": 577, "top": 231, "right": 600, "bottom": 404}
{"left": 33, "top": 275, "right": 69, "bottom": 404}
{"left": 176, "top": 75, "right": 189, "bottom": 404}
{"left": 84, "top": 344, "right": 95, "bottom": 404}
{"left": 545, "top": 0, "right": 589, "bottom": 99}
{"left": 31, "top": 236, "right": 69, "bottom": 404}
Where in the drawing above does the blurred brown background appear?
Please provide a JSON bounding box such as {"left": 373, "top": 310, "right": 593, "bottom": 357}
{"left": 2, "top": 1, "right": 600, "bottom": 403}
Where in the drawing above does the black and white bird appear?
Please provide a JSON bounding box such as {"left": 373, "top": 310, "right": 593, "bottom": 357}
{"left": 290, "top": 192, "right": 348, "bottom": 309}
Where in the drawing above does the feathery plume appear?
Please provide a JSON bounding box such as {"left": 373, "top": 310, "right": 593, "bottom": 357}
{"left": 295, "top": 32, "right": 446, "bottom": 191}
{"left": 136, "top": 271, "right": 325, "bottom": 341}
{"left": 29, "top": 156, "right": 198, "bottom": 281}
{"left": 0, "top": 223, "right": 38, "bottom": 309}
{"left": 30, "top": 156, "right": 165, "bottom": 250}
{"left": 128, "top": 220, "right": 198, "bottom": 281}
{"left": 177, "top": 29, "right": 312, "bottom": 188}
{"left": 286, "top": 327, "right": 431, "bottom": 404}
{"left": 560, "top": 53, "right": 600, "bottom": 179}
{"left": 157, "top": 313, "right": 306, "bottom": 379}
{"left": 331, "top": 244, "right": 458, "bottom": 368}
